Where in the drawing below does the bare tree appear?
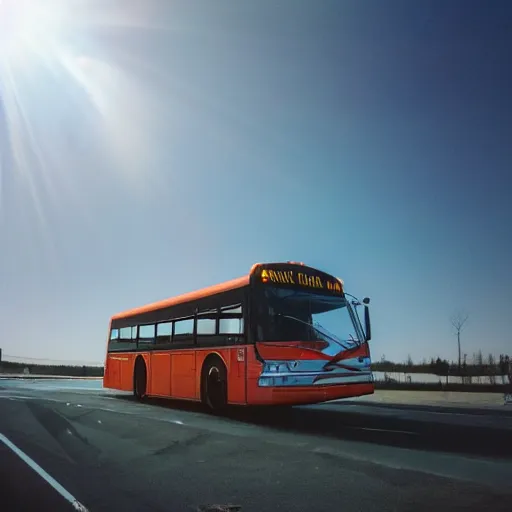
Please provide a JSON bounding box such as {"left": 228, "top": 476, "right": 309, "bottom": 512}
{"left": 451, "top": 312, "right": 468, "bottom": 371}
{"left": 488, "top": 354, "right": 496, "bottom": 385}
{"left": 474, "top": 349, "right": 483, "bottom": 367}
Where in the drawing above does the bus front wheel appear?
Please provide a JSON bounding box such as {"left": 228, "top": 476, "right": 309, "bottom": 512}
{"left": 133, "top": 357, "right": 147, "bottom": 401}
{"left": 202, "top": 357, "right": 227, "bottom": 412}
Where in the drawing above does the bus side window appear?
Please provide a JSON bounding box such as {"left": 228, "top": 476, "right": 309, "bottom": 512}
{"left": 120, "top": 327, "right": 131, "bottom": 339}
{"left": 110, "top": 327, "right": 137, "bottom": 351}
{"left": 196, "top": 308, "right": 217, "bottom": 346}
{"left": 156, "top": 322, "right": 172, "bottom": 344}
{"left": 173, "top": 318, "right": 194, "bottom": 346}
{"left": 108, "top": 328, "right": 121, "bottom": 352}
{"left": 219, "top": 318, "right": 244, "bottom": 335}
{"left": 219, "top": 304, "right": 244, "bottom": 344}
{"left": 139, "top": 324, "right": 155, "bottom": 348}
{"left": 197, "top": 318, "right": 216, "bottom": 334}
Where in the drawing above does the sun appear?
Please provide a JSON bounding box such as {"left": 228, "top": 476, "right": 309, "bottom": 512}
{"left": 0, "top": 0, "right": 173, "bottom": 223}
{"left": 0, "top": 0, "right": 69, "bottom": 65}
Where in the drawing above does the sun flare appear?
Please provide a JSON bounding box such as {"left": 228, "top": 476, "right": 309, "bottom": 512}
{"left": 0, "top": 0, "right": 168, "bottom": 219}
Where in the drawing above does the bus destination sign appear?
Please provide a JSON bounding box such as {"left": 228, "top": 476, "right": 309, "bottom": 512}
{"left": 259, "top": 268, "right": 343, "bottom": 294}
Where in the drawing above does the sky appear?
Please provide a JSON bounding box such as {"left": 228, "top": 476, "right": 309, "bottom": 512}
{"left": 0, "top": 0, "right": 511, "bottom": 366}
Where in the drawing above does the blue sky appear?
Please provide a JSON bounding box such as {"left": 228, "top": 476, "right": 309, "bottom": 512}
{"left": 0, "top": 0, "right": 510, "bottom": 365}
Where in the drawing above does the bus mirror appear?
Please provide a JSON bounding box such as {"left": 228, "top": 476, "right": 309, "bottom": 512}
{"left": 364, "top": 299, "right": 371, "bottom": 342}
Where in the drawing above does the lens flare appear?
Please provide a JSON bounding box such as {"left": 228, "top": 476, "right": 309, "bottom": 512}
{"left": 0, "top": 0, "right": 169, "bottom": 222}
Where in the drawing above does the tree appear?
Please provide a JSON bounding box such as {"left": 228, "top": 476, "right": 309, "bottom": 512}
{"left": 434, "top": 357, "right": 450, "bottom": 385}
{"left": 488, "top": 354, "right": 496, "bottom": 385}
{"left": 451, "top": 312, "right": 468, "bottom": 371}
{"left": 474, "top": 349, "right": 483, "bottom": 368}
{"left": 501, "top": 354, "right": 511, "bottom": 385}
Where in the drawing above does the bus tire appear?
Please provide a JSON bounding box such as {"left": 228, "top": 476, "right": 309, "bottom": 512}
{"left": 201, "top": 356, "right": 228, "bottom": 413}
{"left": 133, "top": 356, "right": 147, "bottom": 401}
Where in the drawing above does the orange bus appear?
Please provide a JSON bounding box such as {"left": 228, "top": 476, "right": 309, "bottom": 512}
{"left": 103, "top": 262, "right": 374, "bottom": 410}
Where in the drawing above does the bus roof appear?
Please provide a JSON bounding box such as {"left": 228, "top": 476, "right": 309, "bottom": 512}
{"left": 110, "top": 275, "right": 250, "bottom": 321}
{"left": 109, "top": 262, "right": 329, "bottom": 322}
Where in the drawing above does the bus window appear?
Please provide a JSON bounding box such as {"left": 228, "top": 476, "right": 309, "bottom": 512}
{"left": 120, "top": 327, "right": 132, "bottom": 339}
{"left": 197, "top": 318, "right": 216, "bottom": 335}
{"left": 139, "top": 324, "right": 155, "bottom": 347}
{"left": 220, "top": 304, "right": 242, "bottom": 314}
{"left": 108, "top": 326, "right": 136, "bottom": 352}
{"left": 219, "top": 318, "right": 243, "bottom": 334}
{"left": 195, "top": 309, "right": 217, "bottom": 346}
{"left": 156, "top": 322, "right": 171, "bottom": 344}
{"left": 174, "top": 318, "right": 194, "bottom": 344}
{"left": 219, "top": 303, "right": 244, "bottom": 344}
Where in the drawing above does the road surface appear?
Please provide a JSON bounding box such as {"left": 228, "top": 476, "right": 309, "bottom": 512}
{"left": 0, "top": 379, "right": 511, "bottom": 511}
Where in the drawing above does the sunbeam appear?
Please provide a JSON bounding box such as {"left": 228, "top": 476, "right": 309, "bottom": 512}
{"left": 0, "top": 0, "right": 172, "bottom": 223}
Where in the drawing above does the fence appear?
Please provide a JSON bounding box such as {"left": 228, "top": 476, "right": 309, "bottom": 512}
{"left": 373, "top": 371, "right": 511, "bottom": 386}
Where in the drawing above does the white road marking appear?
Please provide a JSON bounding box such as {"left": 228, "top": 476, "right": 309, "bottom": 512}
{"left": 350, "top": 426, "right": 418, "bottom": 435}
{"left": 1, "top": 395, "right": 65, "bottom": 404}
{"left": 0, "top": 433, "right": 89, "bottom": 511}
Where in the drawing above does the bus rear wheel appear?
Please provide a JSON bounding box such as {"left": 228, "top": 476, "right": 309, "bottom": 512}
{"left": 202, "top": 357, "right": 227, "bottom": 412}
{"left": 133, "top": 357, "right": 147, "bottom": 401}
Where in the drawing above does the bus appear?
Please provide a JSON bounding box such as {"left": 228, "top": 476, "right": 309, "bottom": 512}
{"left": 103, "top": 262, "right": 374, "bottom": 410}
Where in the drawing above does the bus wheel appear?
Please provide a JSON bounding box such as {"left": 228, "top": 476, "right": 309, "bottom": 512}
{"left": 202, "top": 357, "right": 227, "bottom": 412}
{"left": 133, "top": 357, "right": 147, "bottom": 401}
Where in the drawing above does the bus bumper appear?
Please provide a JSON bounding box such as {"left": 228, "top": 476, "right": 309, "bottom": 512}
{"left": 246, "top": 382, "right": 375, "bottom": 406}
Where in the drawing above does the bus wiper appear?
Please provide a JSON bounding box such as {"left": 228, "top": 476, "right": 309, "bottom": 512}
{"left": 277, "top": 314, "right": 355, "bottom": 351}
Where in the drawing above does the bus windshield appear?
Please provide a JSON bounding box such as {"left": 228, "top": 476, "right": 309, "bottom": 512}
{"left": 256, "top": 287, "right": 363, "bottom": 349}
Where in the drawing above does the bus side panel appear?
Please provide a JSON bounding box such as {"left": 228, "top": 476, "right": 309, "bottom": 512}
{"left": 226, "top": 347, "right": 247, "bottom": 404}
{"left": 103, "top": 355, "right": 119, "bottom": 389}
{"left": 104, "top": 353, "right": 136, "bottom": 392}
{"left": 105, "top": 353, "right": 134, "bottom": 391}
{"left": 171, "top": 351, "right": 196, "bottom": 399}
{"left": 150, "top": 352, "right": 172, "bottom": 397}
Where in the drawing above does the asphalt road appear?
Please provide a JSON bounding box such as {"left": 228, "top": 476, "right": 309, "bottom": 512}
{"left": 0, "top": 380, "right": 511, "bottom": 512}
